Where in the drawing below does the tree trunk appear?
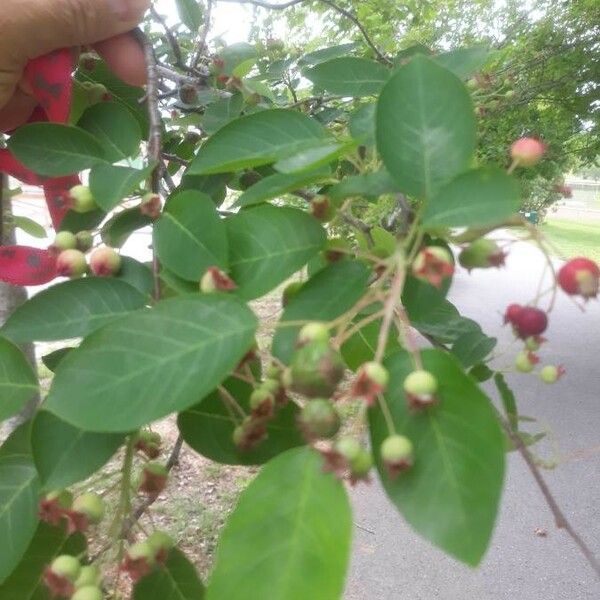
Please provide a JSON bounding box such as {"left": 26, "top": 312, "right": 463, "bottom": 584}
{"left": 1, "top": 175, "right": 41, "bottom": 438}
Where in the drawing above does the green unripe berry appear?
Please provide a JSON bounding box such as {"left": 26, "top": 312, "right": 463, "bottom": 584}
{"left": 50, "top": 555, "right": 81, "bottom": 582}
{"left": 68, "top": 185, "right": 97, "bottom": 214}
{"left": 381, "top": 434, "right": 413, "bottom": 464}
{"left": 75, "top": 231, "right": 94, "bottom": 253}
{"left": 56, "top": 249, "right": 88, "bottom": 278}
{"left": 128, "top": 541, "right": 156, "bottom": 564}
{"left": 53, "top": 231, "right": 77, "bottom": 251}
{"left": 45, "top": 489, "right": 73, "bottom": 509}
{"left": 515, "top": 350, "right": 536, "bottom": 373}
{"left": 72, "top": 493, "right": 105, "bottom": 524}
{"left": 403, "top": 370, "right": 438, "bottom": 396}
{"left": 350, "top": 448, "right": 373, "bottom": 478}
{"left": 335, "top": 437, "right": 362, "bottom": 463}
{"left": 539, "top": 365, "right": 562, "bottom": 384}
{"left": 75, "top": 565, "right": 101, "bottom": 588}
{"left": 71, "top": 586, "right": 104, "bottom": 600}
{"left": 297, "top": 322, "right": 330, "bottom": 345}
{"left": 299, "top": 399, "right": 340, "bottom": 439}
{"left": 147, "top": 530, "right": 175, "bottom": 553}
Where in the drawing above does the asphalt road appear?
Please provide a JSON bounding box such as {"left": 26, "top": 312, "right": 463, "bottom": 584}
{"left": 345, "top": 238, "right": 600, "bottom": 600}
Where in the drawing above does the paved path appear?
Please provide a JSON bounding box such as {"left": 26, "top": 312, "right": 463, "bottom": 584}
{"left": 345, "top": 238, "right": 600, "bottom": 600}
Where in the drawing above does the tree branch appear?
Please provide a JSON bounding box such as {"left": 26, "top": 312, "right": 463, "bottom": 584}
{"left": 500, "top": 419, "right": 600, "bottom": 580}
{"left": 150, "top": 5, "right": 185, "bottom": 69}
{"left": 191, "top": 0, "right": 214, "bottom": 68}
{"left": 215, "top": 0, "right": 391, "bottom": 64}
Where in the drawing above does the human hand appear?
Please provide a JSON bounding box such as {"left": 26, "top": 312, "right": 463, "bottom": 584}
{"left": 0, "top": 0, "right": 151, "bottom": 131}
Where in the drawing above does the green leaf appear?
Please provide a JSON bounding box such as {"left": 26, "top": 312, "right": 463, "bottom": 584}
{"left": 220, "top": 43, "right": 257, "bottom": 76}
{"left": 159, "top": 268, "right": 199, "bottom": 297}
{"left": 180, "top": 173, "right": 230, "bottom": 206}
{"left": 303, "top": 57, "right": 390, "bottom": 96}
{"left": 12, "top": 217, "right": 47, "bottom": 239}
{"left": 90, "top": 164, "right": 154, "bottom": 212}
{"left": 206, "top": 448, "right": 351, "bottom": 600}
{"left": 341, "top": 315, "right": 401, "bottom": 371}
{"left": 176, "top": 0, "right": 203, "bottom": 31}
{"left": 273, "top": 141, "right": 352, "bottom": 174}
{"left": 369, "top": 349, "right": 505, "bottom": 565}
{"left": 402, "top": 277, "right": 480, "bottom": 343}
{"left": 32, "top": 411, "right": 124, "bottom": 490}
{"left": 0, "top": 522, "right": 86, "bottom": 599}
{"left": 226, "top": 206, "right": 326, "bottom": 300}
{"left": 42, "top": 348, "right": 74, "bottom": 373}
{"left": 44, "top": 295, "right": 257, "bottom": 432}
{"left": 188, "top": 110, "right": 329, "bottom": 175}
{"left": 178, "top": 376, "right": 304, "bottom": 465}
{"left": 327, "top": 170, "right": 398, "bottom": 201}
{"left": 434, "top": 45, "right": 491, "bottom": 80}
{"left": 272, "top": 261, "right": 371, "bottom": 363}
{"left": 8, "top": 123, "right": 106, "bottom": 177}
{"left": 494, "top": 373, "right": 518, "bottom": 430}
{"left": 451, "top": 330, "right": 496, "bottom": 368}
{"left": 376, "top": 55, "right": 476, "bottom": 199}
{"left": 76, "top": 60, "right": 148, "bottom": 133}
{"left": 0, "top": 337, "right": 38, "bottom": 422}
{"left": 202, "top": 94, "right": 244, "bottom": 135}
{"left": 134, "top": 548, "right": 205, "bottom": 600}
{"left": 423, "top": 167, "right": 521, "bottom": 228}
{"left": 235, "top": 167, "right": 330, "bottom": 207}
{"left": 298, "top": 43, "right": 358, "bottom": 66}
{"left": 115, "top": 257, "right": 155, "bottom": 298}
{"left": 1, "top": 278, "right": 147, "bottom": 342}
{"left": 101, "top": 208, "right": 153, "bottom": 248}
{"left": 154, "top": 191, "right": 229, "bottom": 282}
{"left": 0, "top": 434, "right": 40, "bottom": 584}
{"left": 59, "top": 208, "right": 105, "bottom": 234}
{"left": 78, "top": 102, "right": 142, "bottom": 162}
{"left": 349, "top": 103, "right": 376, "bottom": 145}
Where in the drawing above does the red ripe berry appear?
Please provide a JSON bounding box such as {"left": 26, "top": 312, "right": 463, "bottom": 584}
{"left": 557, "top": 257, "right": 600, "bottom": 299}
{"left": 513, "top": 306, "right": 548, "bottom": 339}
{"left": 503, "top": 303, "right": 523, "bottom": 325}
{"left": 510, "top": 137, "right": 546, "bottom": 167}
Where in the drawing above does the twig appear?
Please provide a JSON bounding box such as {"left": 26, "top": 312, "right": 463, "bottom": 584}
{"left": 374, "top": 258, "right": 405, "bottom": 363}
{"left": 215, "top": 0, "right": 391, "bottom": 64}
{"left": 136, "top": 29, "right": 163, "bottom": 303}
{"left": 340, "top": 209, "right": 374, "bottom": 247}
{"left": 192, "top": 0, "right": 214, "bottom": 68}
{"left": 150, "top": 5, "right": 185, "bottom": 69}
{"left": 500, "top": 419, "right": 600, "bottom": 580}
{"left": 161, "top": 152, "right": 191, "bottom": 167}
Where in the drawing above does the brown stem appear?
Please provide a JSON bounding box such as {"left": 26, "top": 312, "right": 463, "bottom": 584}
{"left": 500, "top": 419, "right": 600, "bottom": 580}
{"left": 374, "top": 258, "right": 405, "bottom": 363}
{"left": 150, "top": 5, "right": 186, "bottom": 70}
{"left": 192, "top": 0, "right": 214, "bottom": 68}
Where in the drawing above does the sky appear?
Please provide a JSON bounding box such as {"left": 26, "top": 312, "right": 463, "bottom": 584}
{"left": 155, "top": 0, "right": 254, "bottom": 44}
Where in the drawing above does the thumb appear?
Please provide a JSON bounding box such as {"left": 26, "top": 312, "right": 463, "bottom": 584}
{"left": 0, "top": 0, "right": 150, "bottom": 110}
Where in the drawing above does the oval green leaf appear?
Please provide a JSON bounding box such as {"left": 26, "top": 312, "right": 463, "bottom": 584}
{"left": 78, "top": 102, "right": 142, "bottom": 162}
{"left": 0, "top": 522, "right": 86, "bottom": 599}
{"left": 0, "top": 337, "right": 38, "bottom": 422}
{"left": 423, "top": 167, "right": 521, "bottom": 228}
{"left": 134, "top": 547, "right": 205, "bottom": 600}
{"left": 32, "top": 411, "right": 124, "bottom": 490}
{"left": 376, "top": 55, "right": 476, "bottom": 199}
{"left": 226, "top": 206, "right": 326, "bottom": 300}
{"left": 188, "top": 110, "right": 330, "bottom": 175}
{"left": 1, "top": 278, "right": 147, "bottom": 342}
{"left": 101, "top": 207, "right": 153, "bottom": 248}
{"left": 272, "top": 260, "right": 371, "bottom": 363}
{"left": 303, "top": 57, "right": 390, "bottom": 96}
{"left": 154, "top": 191, "right": 229, "bottom": 282}
{"left": 0, "top": 426, "right": 40, "bottom": 584}
{"left": 44, "top": 295, "right": 257, "bottom": 432}
{"left": 206, "top": 448, "right": 351, "bottom": 600}
{"left": 178, "top": 376, "right": 304, "bottom": 465}
{"left": 369, "top": 348, "right": 505, "bottom": 565}
{"left": 8, "top": 123, "right": 107, "bottom": 177}
{"left": 90, "top": 164, "right": 154, "bottom": 212}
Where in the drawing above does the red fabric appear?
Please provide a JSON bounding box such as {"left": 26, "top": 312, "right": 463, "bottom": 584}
{"left": 0, "top": 49, "right": 76, "bottom": 285}
{"left": 0, "top": 246, "right": 58, "bottom": 286}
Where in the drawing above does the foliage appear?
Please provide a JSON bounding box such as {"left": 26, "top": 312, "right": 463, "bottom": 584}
{"left": 0, "top": 1, "right": 598, "bottom": 598}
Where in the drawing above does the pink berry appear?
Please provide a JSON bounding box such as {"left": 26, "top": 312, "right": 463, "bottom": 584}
{"left": 557, "top": 257, "right": 599, "bottom": 299}
{"left": 89, "top": 247, "right": 121, "bottom": 277}
{"left": 56, "top": 249, "right": 87, "bottom": 278}
{"left": 513, "top": 306, "right": 548, "bottom": 339}
{"left": 510, "top": 137, "right": 546, "bottom": 167}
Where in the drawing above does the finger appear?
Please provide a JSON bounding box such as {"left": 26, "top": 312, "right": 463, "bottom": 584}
{"left": 0, "top": 88, "right": 37, "bottom": 132}
{"left": 0, "top": 0, "right": 150, "bottom": 110}
{"left": 94, "top": 33, "right": 147, "bottom": 87}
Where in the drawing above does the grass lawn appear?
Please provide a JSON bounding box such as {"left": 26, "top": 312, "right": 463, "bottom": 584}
{"left": 541, "top": 218, "right": 600, "bottom": 263}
